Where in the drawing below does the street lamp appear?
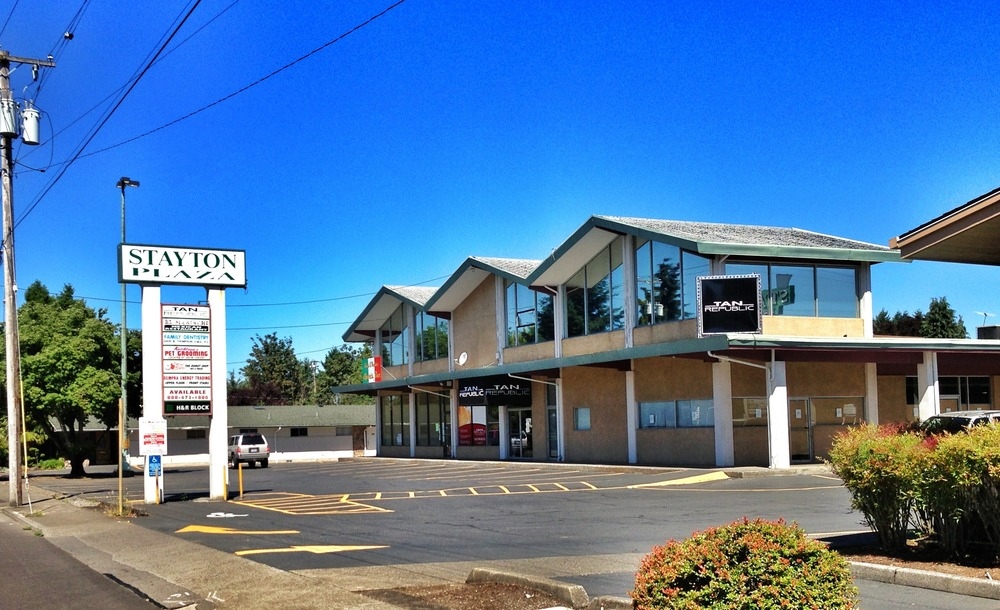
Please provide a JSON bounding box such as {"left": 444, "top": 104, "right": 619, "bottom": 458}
{"left": 117, "top": 176, "right": 139, "bottom": 513}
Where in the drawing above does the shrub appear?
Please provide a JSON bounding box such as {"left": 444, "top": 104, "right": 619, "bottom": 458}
{"left": 35, "top": 458, "right": 66, "bottom": 470}
{"left": 631, "top": 518, "right": 858, "bottom": 610}
{"left": 921, "top": 425, "right": 1000, "bottom": 555}
{"left": 828, "top": 423, "right": 926, "bottom": 550}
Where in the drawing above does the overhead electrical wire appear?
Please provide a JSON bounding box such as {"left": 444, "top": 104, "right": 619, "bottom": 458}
{"left": 0, "top": 0, "right": 21, "bottom": 41}
{"left": 14, "top": 0, "right": 407, "bottom": 233}
{"left": 31, "top": 0, "right": 94, "bottom": 102}
{"left": 74, "top": 0, "right": 408, "bottom": 162}
{"left": 10, "top": 0, "right": 204, "bottom": 237}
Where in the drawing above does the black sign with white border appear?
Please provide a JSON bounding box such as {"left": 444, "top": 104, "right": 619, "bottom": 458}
{"left": 697, "top": 274, "right": 763, "bottom": 336}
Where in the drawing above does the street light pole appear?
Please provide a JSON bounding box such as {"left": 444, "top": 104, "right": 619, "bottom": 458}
{"left": 117, "top": 177, "right": 139, "bottom": 514}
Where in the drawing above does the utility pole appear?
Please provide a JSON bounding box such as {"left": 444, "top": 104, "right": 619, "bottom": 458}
{"left": 3, "top": 50, "right": 55, "bottom": 507}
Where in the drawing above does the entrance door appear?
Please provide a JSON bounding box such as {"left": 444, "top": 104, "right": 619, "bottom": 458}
{"left": 788, "top": 398, "right": 813, "bottom": 463}
{"left": 508, "top": 408, "right": 533, "bottom": 459}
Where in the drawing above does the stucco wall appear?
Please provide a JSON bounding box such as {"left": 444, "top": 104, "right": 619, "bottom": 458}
{"left": 877, "top": 375, "right": 913, "bottom": 423}
{"left": 452, "top": 276, "right": 500, "bottom": 368}
{"left": 763, "top": 316, "right": 865, "bottom": 337}
{"left": 632, "top": 319, "right": 699, "bottom": 346}
{"left": 634, "top": 357, "right": 713, "bottom": 400}
{"left": 561, "top": 366, "right": 628, "bottom": 463}
{"left": 504, "top": 341, "right": 557, "bottom": 364}
{"left": 561, "top": 330, "right": 626, "bottom": 358}
{"left": 636, "top": 428, "right": 715, "bottom": 466}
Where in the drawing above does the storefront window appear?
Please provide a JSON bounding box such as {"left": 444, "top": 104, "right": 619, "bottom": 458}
{"left": 732, "top": 397, "right": 768, "bottom": 426}
{"left": 380, "top": 395, "right": 409, "bottom": 446}
{"left": 639, "top": 400, "right": 713, "bottom": 428}
{"left": 415, "top": 312, "right": 448, "bottom": 362}
{"left": 380, "top": 306, "right": 408, "bottom": 367}
{"left": 506, "top": 281, "right": 555, "bottom": 346}
{"left": 416, "top": 393, "right": 450, "bottom": 446}
{"left": 566, "top": 237, "right": 625, "bottom": 337}
{"left": 457, "top": 405, "right": 501, "bottom": 446}
{"left": 725, "top": 262, "right": 858, "bottom": 318}
{"left": 634, "top": 239, "right": 707, "bottom": 325}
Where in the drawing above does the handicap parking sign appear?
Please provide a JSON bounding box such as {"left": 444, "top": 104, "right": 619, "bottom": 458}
{"left": 148, "top": 454, "right": 162, "bottom": 476}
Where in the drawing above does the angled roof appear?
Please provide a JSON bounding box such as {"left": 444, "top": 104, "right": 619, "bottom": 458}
{"left": 342, "top": 284, "right": 438, "bottom": 342}
{"left": 425, "top": 256, "right": 542, "bottom": 315}
{"left": 891, "top": 186, "right": 1000, "bottom": 265}
{"left": 529, "top": 215, "right": 901, "bottom": 286}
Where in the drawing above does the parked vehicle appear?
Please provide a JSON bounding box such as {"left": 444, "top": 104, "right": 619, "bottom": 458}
{"left": 228, "top": 433, "right": 270, "bottom": 468}
{"left": 919, "top": 410, "right": 1000, "bottom": 435}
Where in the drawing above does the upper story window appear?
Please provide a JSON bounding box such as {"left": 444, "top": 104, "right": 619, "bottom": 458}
{"left": 380, "top": 306, "right": 408, "bottom": 367}
{"left": 634, "top": 239, "right": 711, "bottom": 325}
{"left": 415, "top": 311, "right": 448, "bottom": 362}
{"left": 566, "top": 236, "right": 625, "bottom": 337}
{"left": 505, "top": 281, "right": 555, "bottom": 346}
{"left": 724, "top": 261, "right": 858, "bottom": 317}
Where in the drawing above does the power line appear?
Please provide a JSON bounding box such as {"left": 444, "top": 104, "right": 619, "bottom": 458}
{"left": 0, "top": 0, "right": 21, "bottom": 41}
{"left": 11, "top": 0, "right": 205, "bottom": 236}
{"left": 73, "top": 0, "right": 408, "bottom": 161}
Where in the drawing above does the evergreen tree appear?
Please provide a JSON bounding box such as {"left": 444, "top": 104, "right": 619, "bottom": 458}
{"left": 921, "top": 297, "right": 967, "bottom": 339}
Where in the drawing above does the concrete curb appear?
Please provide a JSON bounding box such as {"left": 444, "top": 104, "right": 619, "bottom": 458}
{"left": 466, "top": 567, "right": 634, "bottom": 609}
{"left": 850, "top": 561, "right": 1000, "bottom": 600}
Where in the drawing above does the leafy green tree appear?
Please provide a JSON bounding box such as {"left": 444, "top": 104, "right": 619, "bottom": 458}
{"left": 921, "top": 297, "right": 967, "bottom": 339}
{"left": 2, "top": 282, "right": 138, "bottom": 476}
{"left": 233, "top": 333, "right": 301, "bottom": 405}
{"left": 318, "top": 344, "right": 374, "bottom": 405}
{"left": 873, "top": 309, "right": 924, "bottom": 336}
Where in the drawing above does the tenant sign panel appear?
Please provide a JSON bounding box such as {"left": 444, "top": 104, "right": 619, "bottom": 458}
{"left": 162, "top": 304, "right": 213, "bottom": 415}
{"left": 697, "top": 274, "right": 762, "bottom": 336}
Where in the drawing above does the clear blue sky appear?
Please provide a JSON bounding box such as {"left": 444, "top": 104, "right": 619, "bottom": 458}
{"left": 3, "top": 1, "right": 1000, "bottom": 375}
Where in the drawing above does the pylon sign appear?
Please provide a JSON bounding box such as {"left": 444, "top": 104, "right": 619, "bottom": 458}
{"left": 162, "top": 304, "right": 212, "bottom": 415}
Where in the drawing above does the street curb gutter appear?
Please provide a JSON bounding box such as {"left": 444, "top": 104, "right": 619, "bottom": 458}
{"left": 466, "top": 568, "right": 633, "bottom": 610}
{"left": 850, "top": 561, "right": 1000, "bottom": 600}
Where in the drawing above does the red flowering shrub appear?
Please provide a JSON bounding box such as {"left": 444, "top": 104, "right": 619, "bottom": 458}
{"left": 630, "top": 518, "right": 858, "bottom": 609}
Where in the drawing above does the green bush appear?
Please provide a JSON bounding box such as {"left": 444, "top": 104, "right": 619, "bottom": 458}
{"left": 921, "top": 426, "right": 1000, "bottom": 555}
{"left": 828, "top": 423, "right": 926, "bottom": 551}
{"left": 630, "top": 518, "right": 858, "bottom": 610}
{"left": 35, "top": 458, "right": 66, "bottom": 470}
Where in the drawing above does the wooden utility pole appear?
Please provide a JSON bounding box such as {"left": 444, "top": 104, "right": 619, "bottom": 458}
{"left": 2, "top": 50, "right": 55, "bottom": 506}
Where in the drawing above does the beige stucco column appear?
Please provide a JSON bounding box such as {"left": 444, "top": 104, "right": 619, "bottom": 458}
{"left": 626, "top": 370, "right": 637, "bottom": 464}
{"left": 864, "top": 362, "right": 879, "bottom": 423}
{"left": 767, "top": 360, "right": 790, "bottom": 469}
{"left": 917, "top": 351, "right": 940, "bottom": 422}
{"left": 712, "top": 360, "right": 735, "bottom": 467}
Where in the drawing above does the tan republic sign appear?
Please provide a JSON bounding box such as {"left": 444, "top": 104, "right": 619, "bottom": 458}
{"left": 162, "top": 304, "right": 213, "bottom": 415}
{"left": 697, "top": 274, "right": 763, "bottom": 336}
{"left": 119, "top": 244, "right": 247, "bottom": 288}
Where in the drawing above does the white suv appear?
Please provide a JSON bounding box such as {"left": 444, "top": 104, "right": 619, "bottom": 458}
{"left": 228, "top": 433, "right": 270, "bottom": 468}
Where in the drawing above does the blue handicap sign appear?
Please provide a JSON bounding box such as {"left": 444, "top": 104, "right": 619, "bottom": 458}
{"left": 148, "top": 454, "right": 162, "bottom": 476}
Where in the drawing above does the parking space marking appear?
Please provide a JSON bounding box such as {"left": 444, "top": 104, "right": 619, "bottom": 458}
{"left": 235, "top": 544, "right": 388, "bottom": 557}
{"left": 177, "top": 525, "right": 300, "bottom": 535}
{"left": 628, "top": 471, "right": 729, "bottom": 488}
{"left": 231, "top": 492, "right": 393, "bottom": 516}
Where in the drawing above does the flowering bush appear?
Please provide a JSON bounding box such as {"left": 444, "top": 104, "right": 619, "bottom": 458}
{"left": 630, "top": 518, "right": 858, "bottom": 609}
{"left": 828, "top": 423, "right": 927, "bottom": 550}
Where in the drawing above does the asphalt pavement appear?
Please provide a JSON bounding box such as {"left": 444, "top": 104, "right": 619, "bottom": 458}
{"left": 3, "top": 460, "right": 1000, "bottom": 610}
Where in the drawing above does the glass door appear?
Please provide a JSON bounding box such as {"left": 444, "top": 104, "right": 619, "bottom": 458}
{"left": 508, "top": 408, "right": 533, "bottom": 459}
{"left": 788, "top": 398, "right": 812, "bottom": 463}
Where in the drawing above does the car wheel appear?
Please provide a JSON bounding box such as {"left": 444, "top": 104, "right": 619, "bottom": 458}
{"left": 261, "top": 459, "right": 268, "bottom": 468}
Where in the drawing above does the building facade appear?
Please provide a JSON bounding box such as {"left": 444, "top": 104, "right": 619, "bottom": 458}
{"left": 338, "top": 215, "right": 1000, "bottom": 468}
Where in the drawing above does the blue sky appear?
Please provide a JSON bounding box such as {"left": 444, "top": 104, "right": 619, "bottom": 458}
{"left": 3, "top": 1, "right": 1000, "bottom": 374}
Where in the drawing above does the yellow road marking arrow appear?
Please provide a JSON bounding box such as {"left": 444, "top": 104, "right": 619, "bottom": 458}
{"left": 628, "top": 471, "right": 730, "bottom": 488}
{"left": 235, "top": 545, "right": 388, "bottom": 556}
{"left": 177, "top": 525, "right": 300, "bottom": 535}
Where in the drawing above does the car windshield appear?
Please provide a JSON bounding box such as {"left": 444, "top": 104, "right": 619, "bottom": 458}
{"left": 921, "top": 416, "right": 974, "bottom": 434}
{"left": 243, "top": 434, "right": 265, "bottom": 445}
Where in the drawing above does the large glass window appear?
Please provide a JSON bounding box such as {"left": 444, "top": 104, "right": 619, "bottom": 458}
{"left": 415, "top": 312, "right": 448, "bottom": 362}
{"left": 505, "top": 281, "right": 555, "bottom": 346}
{"left": 907, "top": 376, "right": 992, "bottom": 409}
{"left": 634, "top": 239, "right": 707, "bottom": 325}
{"left": 639, "top": 400, "right": 714, "bottom": 428}
{"left": 567, "top": 236, "right": 625, "bottom": 338}
{"left": 457, "top": 405, "right": 500, "bottom": 446}
{"left": 380, "top": 306, "right": 408, "bottom": 366}
{"left": 380, "top": 395, "right": 409, "bottom": 446}
{"left": 725, "top": 262, "right": 858, "bottom": 318}
{"left": 415, "top": 393, "right": 450, "bottom": 446}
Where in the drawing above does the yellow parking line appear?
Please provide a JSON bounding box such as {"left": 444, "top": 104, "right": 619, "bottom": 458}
{"left": 628, "top": 471, "right": 729, "bottom": 488}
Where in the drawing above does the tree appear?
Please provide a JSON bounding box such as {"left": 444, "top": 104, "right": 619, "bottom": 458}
{"left": 317, "top": 344, "right": 374, "bottom": 405}
{"left": 873, "top": 309, "right": 924, "bottom": 336}
{"left": 235, "top": 333, "right": 301, "bottom": 405}
{"left": 2, "top": 282, "right": 139, "bottom": 476}
{"left": 921, "top": 297, "right": 968, "bottom": 339}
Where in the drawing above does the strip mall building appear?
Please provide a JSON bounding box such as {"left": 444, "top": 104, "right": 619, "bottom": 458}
{"left": 337, "top": 190, "right": 1000, "bottom": 468}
